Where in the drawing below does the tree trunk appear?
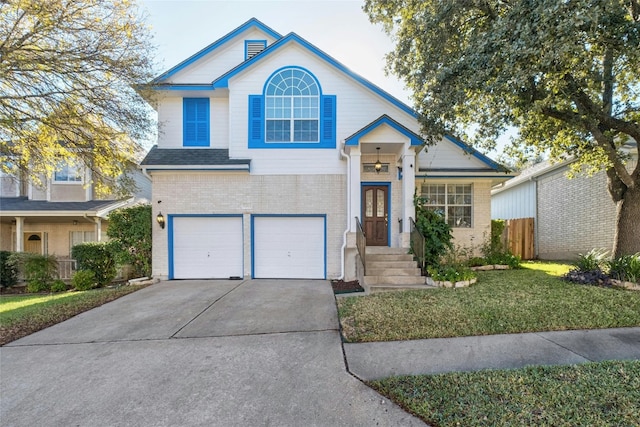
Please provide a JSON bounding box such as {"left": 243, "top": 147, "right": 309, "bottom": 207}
{"left": 613, "top": 183, "right": 640, "bottom": 257}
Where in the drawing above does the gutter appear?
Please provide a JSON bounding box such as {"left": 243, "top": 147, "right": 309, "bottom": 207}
{"left": 338, "top": 142, "right": 350, "bottom": 280}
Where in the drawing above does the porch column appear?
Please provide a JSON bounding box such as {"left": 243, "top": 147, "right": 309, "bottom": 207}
{"left": 402, "top": 150, "right": 416, "bottom": 233}
{"left": 94, "top": 217, "right": 102, "bottom": 242}
{"left": 349, "top": 149, "right": 361, "bottom": 232}
{"left": 15, "top": 216, "right": 24, "bottom": 252}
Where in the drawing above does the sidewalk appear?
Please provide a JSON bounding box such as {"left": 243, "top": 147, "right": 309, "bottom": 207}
{"left": 343, "top": 327, "right": 640, "bottom": 380}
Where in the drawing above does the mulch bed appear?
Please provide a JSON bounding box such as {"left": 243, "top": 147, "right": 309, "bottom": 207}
{"left": 331, "top": 279, "right": 364, "bottom": 294}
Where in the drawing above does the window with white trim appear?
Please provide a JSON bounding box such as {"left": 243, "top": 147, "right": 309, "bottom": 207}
{"left": 54, "top": 162, "right": 83, "bottom": 183}
{"left": 265, "top": 68, "right": 319, "bottom": 142}
{"left": 421, "top": 184, "right": 473, "bottom": 228}
{"left": 70, "top": 231, "right": 96, "bottom": 252}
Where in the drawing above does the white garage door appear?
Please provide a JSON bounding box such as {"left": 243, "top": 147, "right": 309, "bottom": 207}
{"left": 172, "top": 216, "right": 243, "bottom": 279}
{"left": 253, "top": 216, "right": 325, "bottom": 279}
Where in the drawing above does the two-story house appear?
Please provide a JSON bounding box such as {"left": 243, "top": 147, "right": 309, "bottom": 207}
{"left": 140, "top": 18, "right": 513, "bottom": 285}
{"left": 0, "top": 159, "right": 150, "bottom": 273}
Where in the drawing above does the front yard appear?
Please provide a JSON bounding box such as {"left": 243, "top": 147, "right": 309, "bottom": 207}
{"left": 338, "top": 262, "right": 640, "bottom": 342}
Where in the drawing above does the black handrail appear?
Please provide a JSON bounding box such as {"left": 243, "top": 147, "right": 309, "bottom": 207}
{"left": 355, "top": 217, "right": 367, "bottom": 276}
{"left": 410, "top": 217, "right": 426, "bottom": 274}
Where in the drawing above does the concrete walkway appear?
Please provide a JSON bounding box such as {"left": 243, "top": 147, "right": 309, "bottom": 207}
{"left": 1, "top": 280, "right": 425, "bottom": 427}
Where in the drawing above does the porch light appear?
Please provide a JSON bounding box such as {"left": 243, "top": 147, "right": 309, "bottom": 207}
{"left": 374, "top": 147, "right": 382, "bottom": 173}
{"left": 156, "top": 212, "right": 165, "bottom": 229}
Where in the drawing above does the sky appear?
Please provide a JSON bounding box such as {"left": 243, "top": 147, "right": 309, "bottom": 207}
{"left": 140, "top": 0, "right": 411, "bottom": 102}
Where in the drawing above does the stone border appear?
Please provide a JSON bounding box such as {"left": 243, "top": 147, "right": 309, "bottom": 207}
{"left": 611, "top": 279, "right": 640, "bottom": 291}
{"left": 470, "top": 265, "right": 510, "bottom": 271}
{"left": 426, "top": 277, "right": 478, "bottom": 288}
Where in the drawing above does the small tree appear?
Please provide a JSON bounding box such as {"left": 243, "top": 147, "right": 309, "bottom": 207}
{"left": 9, "top": 253, "right": 59, "bottom": 293}
{"left": 0, "top": 251, "right": 19, "bottom": 288}
{"left": 71, "top": 242, "right": 117, "bottom": 287}
{"left": 414, "top": 193, "right": 453, "bottom": 268}
{"left": 107, "top": 204, "right": 152, "bottom": 277}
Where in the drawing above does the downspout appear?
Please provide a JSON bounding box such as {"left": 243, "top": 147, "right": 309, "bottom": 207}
{"left": 338, "top": 142, "right": 350, "bottom": 280}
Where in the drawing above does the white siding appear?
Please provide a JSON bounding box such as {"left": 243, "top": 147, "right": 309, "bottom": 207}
{"left": 491, "top": 181, "right": 537, "bottom": 220}
{"left": 211, "top": 98, "right": 229, "bottom": 149}
{"left": 166, "top": 28, "right": 279, "bottom": 84}
{"left": 156, "top": 97, "right": 183, "bottom": 148}
{"left": 417, "top": 141, "right": 488, "bottom": 170}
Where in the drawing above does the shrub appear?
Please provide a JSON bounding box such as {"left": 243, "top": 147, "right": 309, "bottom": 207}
{"left": 71, "top": 242, "right": 117, "bottom": 287}
{"left": 427, "top": 264, "right": 476, "bottom": 283}
{"left": 0, "top": 251, "right": 19, "bottom": 287}
{"left": 413, "top": 193, "right": 453, "bottom": 268}
{"left": 608, "top": 253, "right": 640, "bottom": 283}
{"left": 574, "top": 248, "right": 609, "bottom": 272}
{"left": 72, "top": 270, "right": 96, "bottom": 291}
{"left": 12, "top": 253, "right": 59, "bottom": 293}
{"left": 107, "top": 204, "right": 152, "bottom": 278}
{"left": 50, "top": 279, "right": 68, "bottom": 293}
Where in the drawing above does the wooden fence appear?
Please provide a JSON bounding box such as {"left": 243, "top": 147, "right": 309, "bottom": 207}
{"left": 501, "top": 218, "right": 535, "bottom": 260}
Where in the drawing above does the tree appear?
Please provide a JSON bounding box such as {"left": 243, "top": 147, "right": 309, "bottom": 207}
{"left": 0, "top": 0, "right": 156, "bottom": 196}
{"left": 364, "top": 0, "right": 640, "bottom": 256}
{"left": 106, "top": 204, "right": 151, "bottom": 277}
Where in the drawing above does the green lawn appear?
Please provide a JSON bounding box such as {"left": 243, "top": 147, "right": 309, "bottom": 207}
{"left": 371, "top": 360, "right": 640, "bottom": 427}
{"left": 338, "top": 262, "right": 640, "bottom": 342}
{"left": 0, "top": 286, "right": 147, "bottom": 345}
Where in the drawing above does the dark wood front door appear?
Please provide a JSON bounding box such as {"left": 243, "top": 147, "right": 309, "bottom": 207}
{"left": 362, "top": 185, "right": 388, "bottom": 246}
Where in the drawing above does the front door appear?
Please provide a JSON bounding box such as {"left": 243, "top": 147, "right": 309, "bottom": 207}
{"left": 362, "top": 185, "right": 388, "bottom": 246}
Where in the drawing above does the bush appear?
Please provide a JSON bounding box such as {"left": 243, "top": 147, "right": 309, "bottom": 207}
{"left": 0, "top": 251, "right": 19, "bottom": 287}
{"left": 72, "top": 270, "right": 96, "bottom": 291}
{"left": 107, "top": 204, "right": 152, "bottom": 278}
{"left": 427, "top": 263, "right": 476, "bottom": 283}
{"left": 71, "top": 242, "right": 117, "bottom": 287}
{"left": 608, "top": 253, "right": 640, "bottom": 283}
{"left": 575, "top": 248, "right": 609, "bottom": 272}
{"left": 413, "top": 193, "right": 453, "bottom": 268}
{"left": 12, "top": 253, "right": 59, "bottom": 293}
{"left": 51, "top": 279, "right": 68, "bottom": 293}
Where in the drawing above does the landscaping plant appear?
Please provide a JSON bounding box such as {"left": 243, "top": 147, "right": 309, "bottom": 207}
{"left": 71, "top": 242, "right": 117, "bottom": 287}
{"left": 0, "top": 251, "right": 18, "bottom": 288}
{"left": 107, "top": 204, "right": 152, "bottom": 278}
{"left": 608, "top": 253, "right": 640, "bottom": 284}
{"left": 71, "top": 270, "right": 96, "bottom": 291}
{"left": 413, "top": 193, "right": 453, "bottom": 268}
{"left": 10, "top": 253, "right": 60, "bottom": 293}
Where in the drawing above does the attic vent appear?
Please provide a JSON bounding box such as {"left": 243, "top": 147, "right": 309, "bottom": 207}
{"left": 245, "top": 40, "right": 266, "bottom": 60}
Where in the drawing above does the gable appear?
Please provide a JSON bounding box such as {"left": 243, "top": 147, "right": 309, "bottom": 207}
{"left": 154, "top": 19, "right": 281, "bottom": 85}
{"left": 417, "top": 136, "right": 502, "bottom": 172}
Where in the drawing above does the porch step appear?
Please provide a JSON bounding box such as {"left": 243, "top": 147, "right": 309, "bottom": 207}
{"left": 369, "top": 284, "right": 437, "bottom": 293}
{"left": 362, "top": 246, "right": 426, "bottom": 293}
{"left": 366, "top": 254, "right": 415, "bottom": 262}
{"left": 363, "top": 275, "right": 426, "bottom": 286}
{"left": 365, "top": 260, "right": 417, "bottom": 269}
{"left": 366, "top": 267, "right": 422, "bottom": 276}
{"left": 365, "top": 247, "right": 410, "bottom": 255}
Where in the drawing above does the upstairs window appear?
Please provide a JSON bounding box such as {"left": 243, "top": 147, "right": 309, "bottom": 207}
{"left": 54, "top": 162, "right": 83, "bottom": 183}
{"left": 248, "top": 66, "right": 336, "bottom": 149}
{"left": 245, "top": 40, "right": 266, "bottom": 60}
{"left": 183, "top": 98, "right": 210, "bottom": 147}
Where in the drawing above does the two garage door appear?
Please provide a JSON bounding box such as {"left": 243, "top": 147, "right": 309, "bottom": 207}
{"left": 171, "top": 216, "right": 325, "bottom": 279}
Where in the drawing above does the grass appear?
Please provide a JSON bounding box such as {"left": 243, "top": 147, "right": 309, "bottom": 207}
{"left": 338, "top": 261, "right": 640, "bottom": 342}
{"left": 0, "top": 285, "right": 148, "bottom": 345}
{"left": 370, "top": 360, "right": 640, "bottom": 427}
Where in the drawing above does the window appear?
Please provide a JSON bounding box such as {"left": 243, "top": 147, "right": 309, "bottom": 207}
{"left": 421, "top": 184, "right": 473, "bottom": 228}
{"left": 245, "top": 40, "right": 266, "bottom": 59}
{"left": 248, "top": 66, "right": 336, "bottom": 149}
{"left": 54, "top": 162, "right": 83, "bottom": 183}
{"left": 70, "top": 231, "right": 96, "bottom": 252}
{"left": 183, "top": 98, "right": 210, "bottom": 146}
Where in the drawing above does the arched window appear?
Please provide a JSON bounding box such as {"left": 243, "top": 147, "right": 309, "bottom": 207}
{"left": 265, "top": 68, "right": 319, "bottom": 142}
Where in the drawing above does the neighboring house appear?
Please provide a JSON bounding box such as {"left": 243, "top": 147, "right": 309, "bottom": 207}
{"left": 491, "top": 143, "right": 638, "bottom": 260}
{"left": 140, "top": 18, "right": 513, "bottom": 282}
{"left": 0, "top": 160, "right": 150, "bottom": 273}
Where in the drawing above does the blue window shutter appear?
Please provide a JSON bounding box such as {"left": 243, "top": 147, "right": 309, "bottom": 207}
{"left": 248, "top": 95, "right": 263, "bottom": 147}
{"left": 183, "top": 98, "right": 210, "bottom": 146}
{"left": 320, "top": 95, "right": 336, "bottom": 147}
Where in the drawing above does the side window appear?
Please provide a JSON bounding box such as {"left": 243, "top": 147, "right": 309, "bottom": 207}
{"left": 248, "top": 66, "right": 336, "bottom": 149}
{"left": 54, "top": 162, "right": 83, "bottom": 183}
{"left": 183, "top": 98, "right": 210, "bottom": 147}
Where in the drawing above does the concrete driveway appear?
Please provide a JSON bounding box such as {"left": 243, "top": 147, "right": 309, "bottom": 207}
{"left": 1, "top": 279, "right": 425, "bottom": 426}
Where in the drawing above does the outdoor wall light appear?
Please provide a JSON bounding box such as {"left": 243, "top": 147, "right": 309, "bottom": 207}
{"left": 374, "top": 147, "right": 382, "bottom": 173}
{"left": 156, "top": 212, "right": 165, "bottom": 229}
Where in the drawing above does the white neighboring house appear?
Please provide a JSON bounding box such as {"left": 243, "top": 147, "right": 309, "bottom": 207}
{"left": 0, "top": 160, "right": 150, "bottom": 272}
{"left": 140, "top": 18, "right": 514, "bottom": 282}
{"left": 491, "top": 142, "right": 638, "bottom": 260}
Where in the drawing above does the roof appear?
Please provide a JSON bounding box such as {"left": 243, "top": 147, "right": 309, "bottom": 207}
{"left": 345, "top": 115, "right": 423, "bottom": 146}
{"left": 0, "top": 197, "right": 130, "bottom": 217}
{"left": 140, "top": 147, "right": 251, "bottom": 170}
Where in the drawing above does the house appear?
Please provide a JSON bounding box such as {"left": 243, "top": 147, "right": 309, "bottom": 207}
{"left": 491, "top": 142, "right": 638, "bottom": 260}
{"left": 140, "top": 18, "right": 513, "bottom": 284}
{"left": 0, "top": 160, "right": 150, "bottom": 276}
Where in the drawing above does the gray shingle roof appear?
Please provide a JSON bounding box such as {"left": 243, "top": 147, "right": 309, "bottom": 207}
{"left": 140, "top": 146, "right": 251, "bottom": 166}
{"left": 0, "top": 198, "right": 119, "bottom": 212}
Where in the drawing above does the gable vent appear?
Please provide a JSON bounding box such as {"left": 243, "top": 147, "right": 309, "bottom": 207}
{"left": 246, "top": 41, "right": 266, "bottom": 59}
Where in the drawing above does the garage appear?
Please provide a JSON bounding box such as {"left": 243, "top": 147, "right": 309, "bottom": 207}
{"left": 252, "top": 215, "right": 325, "bottom": 279}
{"left": 170, "top": 216, "right": 243, "bottom": 279}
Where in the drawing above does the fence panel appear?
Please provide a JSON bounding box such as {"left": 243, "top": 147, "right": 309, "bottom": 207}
{"left": 502, "top": 218, "right": 535, "bottom": 260}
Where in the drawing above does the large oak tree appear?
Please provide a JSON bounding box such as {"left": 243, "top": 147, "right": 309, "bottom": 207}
{"left": 365, "top": 0, "right": 640, "bottom": 256}
{"left": 0, "top": 0, "right": 156, "bottom": 196}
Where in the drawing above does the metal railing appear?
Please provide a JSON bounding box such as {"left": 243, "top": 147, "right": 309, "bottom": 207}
{"left": 410, "top": 217, "right": 426, "bottom": 273}
{"left": 355, "top": 217, "right": 367, "bottom": 276}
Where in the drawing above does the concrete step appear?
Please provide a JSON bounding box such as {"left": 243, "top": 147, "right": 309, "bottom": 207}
{"left": 365, "top": 247, "right": 410, "bottom": 255}
{"left": 364, "top": 275, "right": 426, "bottom": 286}
{"left": 365, "top": 260, "right": 418, "bottom": 269}
{"left": 366, "top": 267, "right": 422, "bottom": 276}
{"left": 369, "top": 284, "right": 437, "bottom": 293}
{"left": 366, "top": 254, "right": 415, "bottom": 262}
